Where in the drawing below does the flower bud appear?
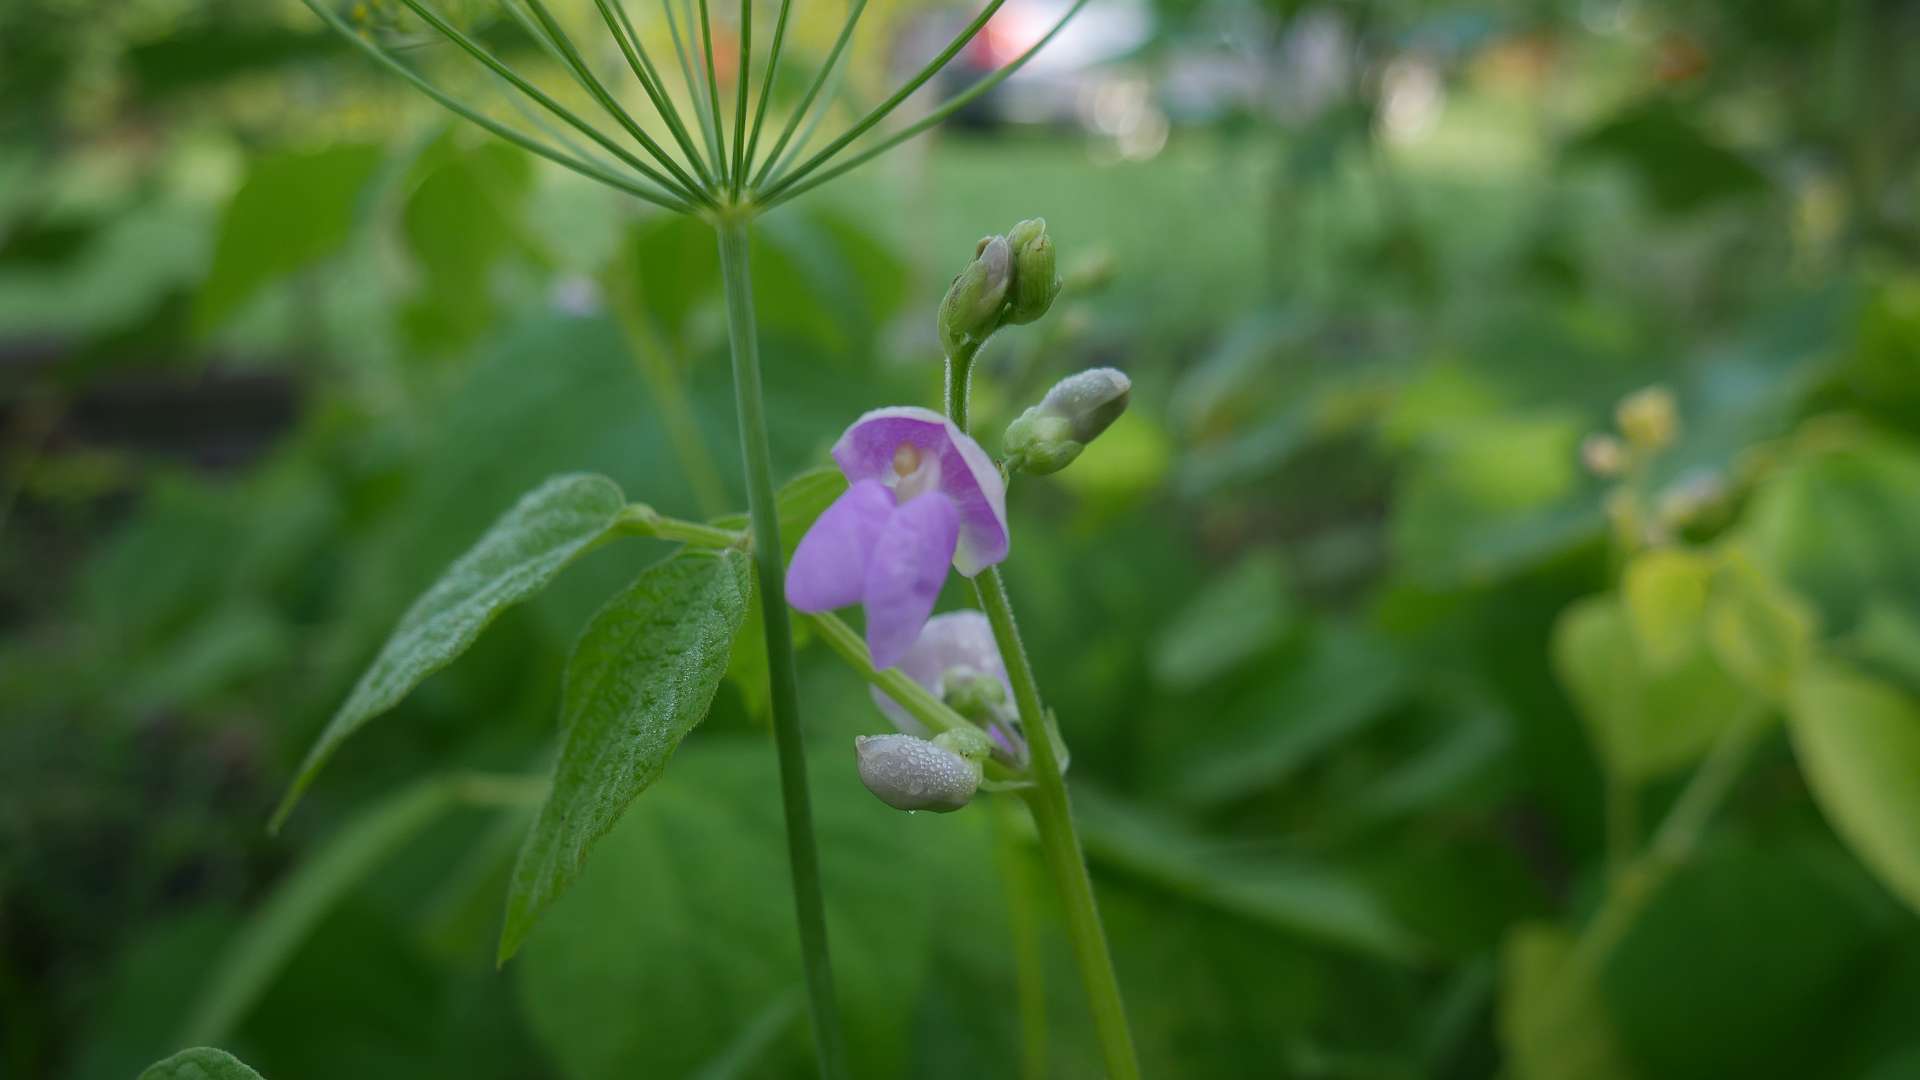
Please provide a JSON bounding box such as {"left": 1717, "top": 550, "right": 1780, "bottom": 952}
{"left": 941, "top": 665, "right": 1008, "bottom": 723}
{"left": 1003, "top": 367, "right": 1131, "bottom": 475}
{"left": 1616, "top": 386, "right": 1678, "bottom": 453}
{"left": 854, "top": 732, "right": 984, "bottom": 813}
{"left": 1004, "top": 218, "right": 1061, "bottom": 326}
{"left": 937, "top": 235, "right": 1011, "bottom": 358}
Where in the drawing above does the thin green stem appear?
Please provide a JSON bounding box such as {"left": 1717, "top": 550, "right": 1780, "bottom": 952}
{"left": 993, "top": 796, "right": 1050, "bottom": 1080}
{"left": 984, "top": 574, "right": 1140, "bottom": 1080}
{"left": 715, "top": 215, "right": 848, "bottom": 1080}
{"left": 515, "top": 0, "right": 712, "bottom": 200}
{"left": 298, "top": 0, "right": 695, "bottom": 213}
{"left": 730, "top": 0, "right": 751, "bottom": 197}
{"left": 741, "top": 0, "right": 795, "bottom": 184}
{"left": 390, "top": 0, "right": 704, "bottom": 205}
{"left": 807, "top": 614, "right": 973, "bottom": 741}
{"left": 755, "top": 0, "right": 1008, "bottom": 199}
{"left": 1604, "top": 773, "right": 1637, "bottom": 890}
{"left": 750, "top": 0, "right": 868, "bottom": 191}
{"left": 758, "top": 0, "right": 1090, "bottom": 210}
{"left": 696, "top": 0, "right": 729, "bottom": 189}
{"left": 597, "top": 0, "right": 717, "bottom": 189}
{"left": 1533, "top": 721, "right": 1762, "bottom": 1042}
{"left": 664, "top": 0, "right": 726, "bottom": 173}
{"left": 615, "top": 504, "right": 743, "bottom": 548}
{"left": 946, "top": 352, "right": 1139, "bottom": 1080}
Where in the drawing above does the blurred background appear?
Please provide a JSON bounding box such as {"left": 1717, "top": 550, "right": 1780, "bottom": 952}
{"left": 5, "top": 0, "right": 1920, "bottom": 1077}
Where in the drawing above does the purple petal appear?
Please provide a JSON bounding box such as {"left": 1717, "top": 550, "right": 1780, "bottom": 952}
{"left": 785, "top": 479, "right": 894, "bottom": 612}
{"left": 871, "top": 610, "right": 1013, "bottom": 736}
{"left": 862, "top": 492, "right": 961, "bottom": 668}
{"left": 832, "top": 407, "right": 1009, "bottom": 577}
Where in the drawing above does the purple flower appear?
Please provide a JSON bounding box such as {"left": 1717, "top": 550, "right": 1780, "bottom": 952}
{"left": 869, "top": 611, "right": 1023, "bottom": 763}
{"left": 785, "top": 407, "right": 1009, "bottom": 668}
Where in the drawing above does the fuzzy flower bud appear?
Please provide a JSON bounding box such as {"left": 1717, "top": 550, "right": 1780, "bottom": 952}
{"left": 853, "top": 731, "right": 989, "bottom": 813}
{"left": 1004, "top": 218, "right": 1061, "bottom": 326}
{"left": 1003, "top": 367, "right": 1132, "bottom": 475}
{"left": 938, "top": 235, "right": 1011, "bottom": 358}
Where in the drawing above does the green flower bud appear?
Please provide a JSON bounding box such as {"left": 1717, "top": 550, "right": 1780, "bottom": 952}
{"left": 854, "top": 733, "right": 983, "bottom": 813}
{"left": 1003, "top": 411, "right": 1083, "bottom": 475}
{"left": 940, "top": 666, "right": 1008, "bottom": 723}
{"left": 1004, "top": 218, "right": 1061, "bottom": 326}
{"left": 938, "top": 234, "right": 1011, "bottom": 358}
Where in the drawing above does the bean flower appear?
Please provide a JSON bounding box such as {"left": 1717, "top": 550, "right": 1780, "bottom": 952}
{"left": 869, "top": 610, "right": 1023, "bottom": 764}
{"left": 785, "top": 407, "right": 1009, "bottom": 668}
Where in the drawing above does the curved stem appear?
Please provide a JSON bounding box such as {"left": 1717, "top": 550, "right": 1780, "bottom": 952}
{"left": 946, "top": 352, "right": 1140, "bottom": 1080}
{"left": 751, "top": 0, "right": 868, "bottom": 191}
{"left": 715, "top": 215, "right": 848, "bottom": 1080}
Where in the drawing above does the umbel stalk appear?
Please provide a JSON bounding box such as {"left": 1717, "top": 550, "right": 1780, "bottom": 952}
{"left": 717, "top": 214, "right": 849, "bottom": 1079}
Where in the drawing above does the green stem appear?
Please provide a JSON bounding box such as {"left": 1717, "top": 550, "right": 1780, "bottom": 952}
{"left": 614, "top": 504, "right": 743, "bottom": 548}
{"left": 715, "top": 214, "right": 848, "bottom": 1080}
{"left": 993, "top": 796, "right": 1050, "bottom": 1080}
{"left": 981, "top": 572, "right": 1140, "bottom": 1080}
{"left": 946, "top": 350, "right": 1139, "bottom": 1080}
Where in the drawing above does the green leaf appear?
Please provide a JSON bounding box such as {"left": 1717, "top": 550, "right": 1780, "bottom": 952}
{"left": 1704, "top": 550, "right": 1816, "bottom": 701}
{"left": 1623, "top": 548, "right": 1712, "bottom": 670}
{"left": 515, "top": 742, "right": 988, "bottom": 1079}
{"left": 1788, "top": 662, "right": 1920, "bottom": 916}
{"left": 1074, "top": 786, "right": 1424, "bottom": 961}
{"left": 400, "top": 134, "right": 537, "bottom": 350}
{"left": 1744, "top": 435, "right": 1920, "bottom": 636}
{"left": 195, "top": 143, "right": 384, "bottom": 331}
{"left": 1151, "top": 549, "right": 1295, "bottom": 692}
{"left": 499, "top": 548, "right": 752, "bottom": 962}
{"left": 273, "top": 473, "right": 628, "bottom": 830}
{"left": 1554, "top": 593, "right": 1757, "bottom": 781}
{"left": 185, "top": 777, "right": 467, "bottom": 1045}
{"left": 139, "top": 1047, "right": 266, "bottom": 1080}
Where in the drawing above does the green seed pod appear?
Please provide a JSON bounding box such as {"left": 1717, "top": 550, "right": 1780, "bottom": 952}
{"left": 937, "top": 234, "right": 1011, "bottom": 358}
{"left": 1004, "top": 218, "right": 1061, "bottom": 326}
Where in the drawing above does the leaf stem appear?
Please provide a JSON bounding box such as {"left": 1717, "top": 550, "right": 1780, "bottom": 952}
{"left": 946, "top": 350, "right": 1140, "bottom": 1080}
{"left": 596, "top": 0, "right": 716, "bottom": 189}
{"left": 615, "top": 504, "right": 743, "bottom": 548}
{"left": 715, "top": 214, "right": 848, "bottom": 1080}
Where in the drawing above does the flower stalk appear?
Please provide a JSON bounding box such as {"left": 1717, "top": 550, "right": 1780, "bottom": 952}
{"left": 945, "top": 345, "right": 1141, "bottom": 1080}
{"left": 716, "top": 214, "right": 848, "bottom": 1079}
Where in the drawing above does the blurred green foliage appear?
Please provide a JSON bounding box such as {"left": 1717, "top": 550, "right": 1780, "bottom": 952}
{"left": 4, "top": 0, "right": 1920, "bottom": 1078}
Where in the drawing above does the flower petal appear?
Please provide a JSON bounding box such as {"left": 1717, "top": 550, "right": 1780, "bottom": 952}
{"left": 833, "top": 406, "right": 1009, "bottom": 577}
{"left": 784, "top": 479, "right": 893, "bottom": 612}
{"left": 862, "top": 492, "right": 961, "bottom": 668}
{"left": 871, "top": 611, "right": 1011, "bottom": 736}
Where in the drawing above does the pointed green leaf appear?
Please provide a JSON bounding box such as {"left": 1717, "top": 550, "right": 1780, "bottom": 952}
{"left": 139, "top": 1047, "right": 266, "bottom": 1080}
{"left": 273, "top": 473, "right": 628, "bottom": 830}
{"left": 499, "top": 548, "right": 751, "bottom": 962}
{"left": 195, "top": 143, "right": 383, "bottom": 332}
{"left": 1788, "top": 662, "right": 1920, "bottom": 916}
